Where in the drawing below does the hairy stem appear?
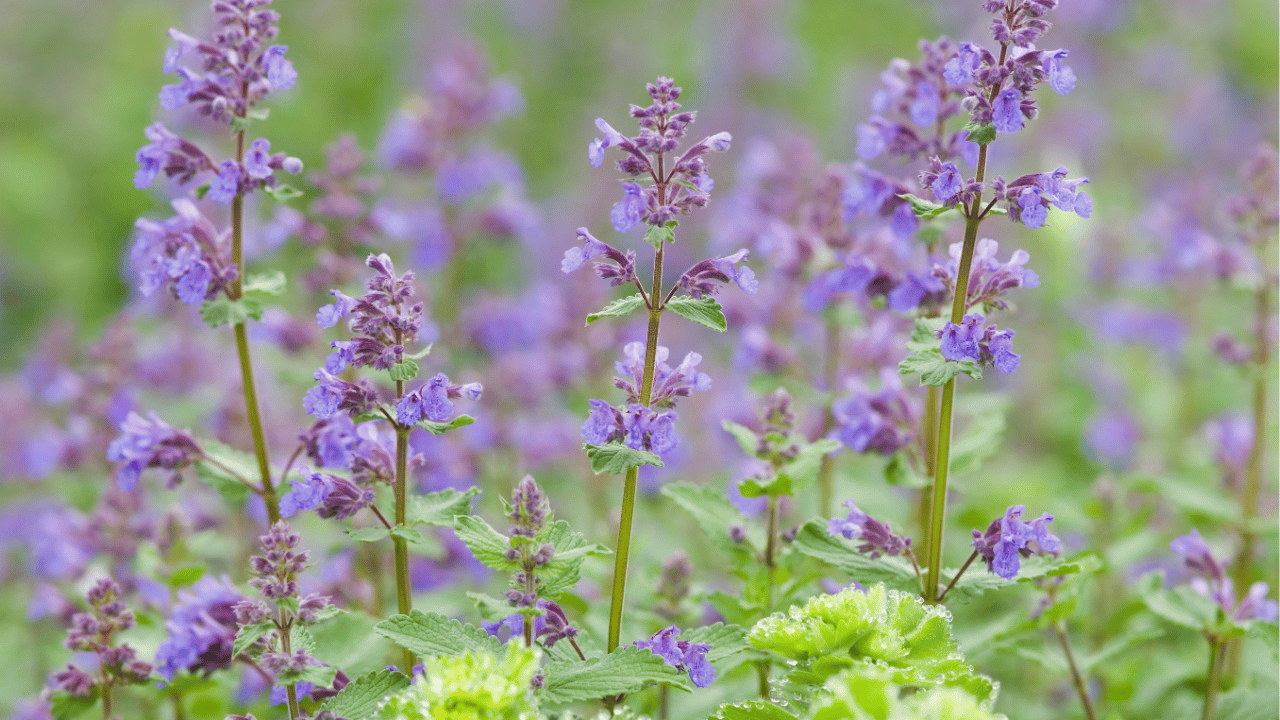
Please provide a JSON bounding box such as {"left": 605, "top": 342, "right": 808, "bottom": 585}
{"left": 278, "top": 613, "right": 300, "bottom": 720}
{"left": 228, "top": 127, "right": 280, "bottom": 524}
{"left": 1055, "top": 621, "right": 1099, "bottom": 720}
{"left": 393, "top": 426, "right": 414, "bottom": 672}
{"left": 606, "top": 243, "right": 665, "bottom": 653}
{"left": 917, "top": 384, "right": 940, "bottom": 566}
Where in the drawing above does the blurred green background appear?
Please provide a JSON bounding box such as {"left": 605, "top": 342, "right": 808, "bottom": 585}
{"left": 2, "top": 0, "right": 1274, "bottom": 367}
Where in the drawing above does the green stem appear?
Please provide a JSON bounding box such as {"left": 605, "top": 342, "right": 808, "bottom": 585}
{"left": 606, "top": 243, "right": 665, "bottom": 653}
{"left": 1235, "top": 276, "right": 1272, "bottom": 589}
{"left": 278, "top": 613, "right": 300, "bottom": 720}
{"left": 1202, "top": 635, "right": 1225, "bottom": 720}
{"left": 1055, "top": 621, "right": 1099, "bottom": 720}
{"left": 818, "top": 317, "right": 840, "bottom": 518}
{"left": 917, "top": 384, "right": 940, "bottom": 567}
{"left": 228, "top": 127, "right": 280, "bottom": 524}
{"left": 101, "top": 684, "right": 112, "bottom": 720}
{"left": 394, "top": 425, "right": 414, "bottom": 672}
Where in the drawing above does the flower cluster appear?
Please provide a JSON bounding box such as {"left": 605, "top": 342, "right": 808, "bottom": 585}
{"left": 970, "top": 505, "right": 1061, "bottom": 579}
{"left": 106, "top": 411, "right": 202, "bottom": 492}
{"left": 560, "top": 228, "right": 636, "bottom": 283}
{"left": 634, "top": 625, "right": 715, "bottom": 688}
{"left": 992, "top": 166, "right": 1092, "bottom": 229}
{"left": 588, "top": 77, "right": 731, "bottom": 230}
{"left": 580, "top": 344, "right": 713, "bottom": 457}
{"left": 154, "top": 576, "right": 244, "bottom": 682}
{"left": 674, "top": 249, "right": 760, "bottom": 297}
{"left": 1171, "top": 529, "right": 1278, "bottom": 622}
{"left": 828, "top": 500, "right": 914, "bottom": 559}
{"left": 943, "top": 238, "right": 1041, "bottom": 311}
{"left": 937, "top": 313, "right": 1021, "bottom": 374}
{"left": 49, "top": 578, "right": 152, "bottom": 697}
{"left": 396, "top": 373, "right": 483, "bottom": 426}
{"left": 131, "top": 199, "right": 238, "bottom": 306}
{"left": 830, "top": 370, "right": 919, "bottom": 456}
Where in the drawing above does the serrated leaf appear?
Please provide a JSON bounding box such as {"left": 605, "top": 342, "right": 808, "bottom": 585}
{"left": 539, "top": 646, "right": 690, "bottom": 704}
{"left": 408, "top": 487, "right": 479, "bottom": 526}
{"left": 713, "top": 701, "right": 800, "bottom": 720}
{"left": 792, "top": 520, "right": 919, "bottom": 593}
{"left": 944, "top": 553, "right": 1104, "bottom": 604}
{"left": 454, "top": 515, "right": 517, "bottom": 572}
{"left": 373, "top": 610, "right": 501, "bottom": 658}
{"left": 321, "top": 669, "right": 411, "bottom": 720}
{"left": 722, "top": 420, "right": 760, "bottom": 456}
{"left": 389, "top": 360, "right": 419, "bottom": 382}
{"left": 192, "top": 437, "right": 262, "bottom": 505}
{"left": 278, "top": 663, "right": 338, "bottom": 688}
{"left": 233, "top": 621, "right": 276, "bottom": 658}
{"left": 347, "top": 527, "right": 391, "bottom": 543}
{"left": 900, "top": 193, "right": 959, "bottom": 219}
{"left": 168, "top": 565, "right": 206, "bottom": 588}
{"left": 200, "top": 294, "right": 265, "bottom": 328}
{"left": 389, "top": 524, "right": 440, "bottom": 554}
{"left": 1079, "top": 624, "right": 1164, "bottom": 672}
{"left": 416, "top": 414, "right": 475, "bottom": 435}
{"left": 310, "top": 610, "right": 394, "bottom": 677}
{"left": 539, "top": 520, "right": 612, "bottom": 599}
{"left": 775, "top": 438, "right": 841, "bottom": 497}
{"left": 662, "top": 482, "right": 755, "bottom": 558}
{"left": 243, "top": 270, "right": 286, "bottom": 296}
{"left": 963, "top": 121, "right": 996, "bottom": 146}
{"left": 586, "top": 294, "right": 646, "bottom": 325}
{"left": 899, "top": 348, "right": 982, "bottom": 386}
{"left": 644, "top": 224, "right": 675, "bottom": 250}
{"left": 666, "top": 295, "right": 728, "bottom": 332}
{"left": 681, "top": 623, "right": 750, "bottom": 665}
{"left": 584, "top": 442, "right": 664, "bottom": 475}
{"left": 467, "top": 592, "right": 513, "bottom": 622}
{"left": 949, "top": 411, "right": 1005, "bottom": 476}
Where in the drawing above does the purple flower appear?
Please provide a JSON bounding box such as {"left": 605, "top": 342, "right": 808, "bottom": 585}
{"left": 944, "top": 42, "right": 980, "bottom": 85}
{"left": 830, "top": 371, "right": 917, "bottom": 456}
{"left": 648, "top": 411, "right": 679, "bottom": 456}
{"left": 887, "top": 270, "right": 945, "bottom": 313}
{"left": 581, "top": 399, "right": 620, "bottom": 445}
{"left": 264, "top": 45, "right": 297, "bottom": 91}
{"left": 155, "top": 576, "right": 244, "bottom": 681}
{"left": 676, "top": 248, "right": 758, "bottom": 298}
{"left": 207, "top": 160, "right": 241, "bottom": 203}
{"left": 1042, "top": 50, "right": 1076, "bottom": 95}
{"left": 588, "top": 118, "right": 627, "bottom": 168}
{"left": 244, "top": 138, "right": 274, "bottom": 179}
{"left": 106, "top": 411, "right": 202, "bottom": 491}
{"left": 971, "top": 505, "right": 1061, "bottom": 579}
{"left": 910, "top": 81, "right": 940, "bottom": 127}
{"left": 939, "top": 314, "right": 985, "bottom": 362}
{"left": 634, "top": 626, "right": 715, "bottom": 688}
{"left": 134, "top": 123, "right": 213, "bottom": 190}
{"left": 992, "top": 87, "right": 1025, "bottom": 134}
{"left": 855, "top": 123, "right": 887, "bottom": 160}
{"left": 931, "top": 161, "right": 963, "bottom": 204}
{"left": 315, "top": 290, "right": 357, "bottom": 329}
{"left": 827, "top": 499, "right": 913, "bottom": 558}
{"left": 279, "top": 470, "right": 337, "bottom": 518}
{"left": 131, "top": 199, "right": 231, "bottom": 305}
{"left": 611, "top": 182, "right": 647, "bottom": 233}
{"left": 988, "top": 329, "right": 1020, "bottom": 373}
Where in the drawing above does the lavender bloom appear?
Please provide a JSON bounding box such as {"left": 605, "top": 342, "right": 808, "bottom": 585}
{"left": 634, "top": 626, "right": 715, "bottom": 688}
{"left": 950, "top": 238, "right": 1041, "bottom": 311}
{"left": 971, "top": 505, "right": 1062, "bottom": 579}
{"left": 484, "top": 599, "right": 579, "bottom": 648}
{"left": 106, "top": 411, "right": 202, "bottom": 491}
{"left": 997, "top": 166, "right": 1092, "bottom": 228}
{"left": 316, "top": 291, "right": 357, "bottom": 328}
{"left": 675, "top": 249, "right": 758, "bottom": 298}
{"left": 131, "top": 199, "right": 235, "bottom": 306}
{"left": 828, "top": 500, "right": 913, "bottom": 558}
{"left": 1042, "top": 49, "right": 1076, "bottom": 95}
{"left": 279, "top": 469, "right": 337, "bottom": 518}
{"left": 611, "top": 182, "right": 646, "bottom": 233}
{"left": 315, "top": 476, "right": 376, "bottom": 520}
{"left": 992, "top": 88, "right": 1025, "bottom": 134}
{"left": 887, "top": 270, "right": 947, "bottom": 314}
{"left": 931, "top": 161, "right": 964, "bottom": 204}
{"left": 612, "top": 343, "right": 712, "bottom": 407}
{"left": 134, "top": 123, "right": 215, "bottom": 189}
{"left": 830, "top": 371, "right": 918, "bottom": 456}
{"left": 560, "top": 228, "right": 636, "bottom": 286}
{"left": 53, "top": 579, "right": 153, "bottom": 695}
{"left": 155, "top": 576, "right": 245, "bottom": 681}
{"left": 939, "top": 314, "right": 985, "bottom": 362}
{"left": 581, "top": 399, "right": 621, "bottom": 445}
{"left": 303, "top": 368, "right": 377, "bottom": 420}
{"left": 1171, "top": 529, "right": 1279, "bottom": 622}
{"left": 396, "top": 373, "right": 480, "bottom": 425}
{"left": 944, "top": 42, "right": 980, "bottom": 85}
{"left": 909, "top": 81, "right": 941, "bottom": 127}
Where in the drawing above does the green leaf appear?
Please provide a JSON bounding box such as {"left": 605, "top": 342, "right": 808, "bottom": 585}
{"left": 539, "top": 520, "right": 612, "bottom": 599}
{"left": 774, "top": 438, "right": 842, "bottom": 497}
{"left": 1079, "top": 624, "right": 1164, "bottom": 672}
{"left": 584, "top": 442, "right": 664, "bottom": 475}
{"left": 467, "top": 592, "right": 513, "bottom": 622}
{"left": 539, "top": 646, "right": 691, "bottom": 704}
{"left": 949, "top": 411, "right": 1005, "bottom": 476}
{"left": 264, "top": 183, "right": 304, "bottom": 202}
{"left": 309, "top": 610, "right": 395, "bottom": 677}
{"left": 347, "top": 527, "right": 391, "bottom": 543}
{"left": 167, "top": 565, "right": 206, "bottom": 588}
{"left": 192, "top": 438, "right": 262, "bottom": 505}
{"left": 407, "top": 487, "right": 479, "bottom": 526}
{"left": 389, "top": 524, "right": 441, "bottom": 554}
{"left": 373, "top": 610, "right": 501, "bottom": 658}
{"left": 233, "top": 621, "right": 275, "bottom": 658}
{"left": 666, "top": 295, "right": 728, "bottom": 332}
{"left": 899, "top": 348, "right": 982, "bottom": 386}
{"left": 792, "top": 520, "right": 919, "bottom": 593}
{"left": 243, "top": 270, "right": 286, "bottom": 296}
{"left": 964, "top": 121, "right": 996, "bottom": 146}
{"left": 1139, "top": 574, "right": 1223, "bottom": 632}
{"left": 884, "top": 454, "right": 930, "bottom": 489}
{"left": 389, "top": 360, "right": 419, "bottom": 382}
{"left": 662, "top": 482, "right": 755, "bottom": 558}
{"left": 49, "top": 689, "right": 100, "bottom": 720}
{"left": 722, "top": 420, "right": 760, "bottom": 456}
{"left": 586, "top": 294, "right": 646, "bottom": 325}
{"left": 682, "top": 622, "right": 750, "bottom": 665}
{"left": 644, "top": 223, "right": 675, "bottom": 250}
{"left": 712, "top": 701, "right": 801, "bottom": 720}
{"left": 416, "top": 414, "right": 475, "bottom": 435}
{"left": 900, "top": 193, "right": 959, "bottom": 219}
{"left": 278, "top": 663, "right": 338, "bottom": 688}
{"left": 200, "top": 294, "right": 265, "bottom": 328}
{"left": 453, "top": 515, "right": 518, "bottom": 572}
{"left": 944, "top": 553, "right": 1105, "bottom": 604}
{"left": 321, "top": 669, "right": 411, "bottom": 720}
{"left": 404, "top": 343, "right": 433, "bottom": 360}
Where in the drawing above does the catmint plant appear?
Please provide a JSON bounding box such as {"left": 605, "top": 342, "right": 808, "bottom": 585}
{"left": 131, "top": 0, "right": 303, "bottom": 523}
{"left": 47, "top": 578, "right": 153, "bottom": 720}
{"left": 566, "top": 77, "right": 750, "bottom": 655}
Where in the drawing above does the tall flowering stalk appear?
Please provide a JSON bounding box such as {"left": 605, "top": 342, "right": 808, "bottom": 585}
{"left": 566, "top": 77, "right": 751, "bottom": 652}
{"left": 132, "top": 0, "right": 302, "bottom": 523}
{"left": 867, "top": 0, "right": 1091, "bottom": 601}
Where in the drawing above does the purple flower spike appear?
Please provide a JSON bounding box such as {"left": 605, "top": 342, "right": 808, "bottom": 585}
{"left": 611, "top": 182, "right": 646, "bottom": 233}
{"left": 971, "top": 504, "right": 1061, "bottom": 579}
{"left": 316, "top": 290, "right": 358, "bottom": 328}
{"left": 939, "top": 314, "right": 985, "bottom": 362}
{"left": 245, "top": 138, "right": 274, "bottom": 179}
{"left": 827, "top": 499, "right": 913, "bottom": 558}
{"left": 931, "top": 162, "right": 963, "bottom": 204}
{"left": 207, "top": 160, "right": 241, "bottom": 203}
{"left": 992, "top": 87, "right": 1025, "bottom": 134}
{"left": 634, "top": 626, "right": 716, "bottom": 688}
{"left": 1043, "top": 50, "right": 1076, "bottom": 95}
{"left": 279, "top": 469, "right": 337, "bottom": 518}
